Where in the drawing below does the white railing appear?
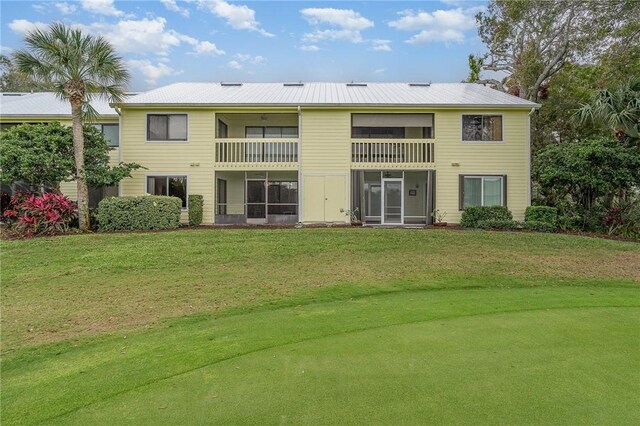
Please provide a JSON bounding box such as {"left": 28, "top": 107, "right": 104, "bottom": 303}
{"left": 351, "top": 139, "right": 435, "bottom": 164}
{"left": 215, "top": 138, "right": 298, "bottom": 164}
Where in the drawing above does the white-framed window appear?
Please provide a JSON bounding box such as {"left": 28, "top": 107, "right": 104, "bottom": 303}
{"left": 462, "top": 114, "right": 503, "bottom": 142}
{"left": 245, "top": 126, "right": 298, "bottom": 138}
{"left": 146, "top": 175, "right": 188, "bottom": 208}
{"left": 459, "top": 175, "right": 506, "bottom": 209}
{"left": 147, "top": 114, "right": 188, "bottom": 141}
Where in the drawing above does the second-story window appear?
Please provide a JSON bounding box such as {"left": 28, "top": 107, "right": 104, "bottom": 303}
{"left": 462, "top": 115, "right": 502, "bottom": 142}
{"left": 147, "top": 114, "right": 188, "bottom": 141}
{"left": 94, "top": 123, "right": 119, "bottom": 147}
{"left": 245, "top": 126, "right": 299, "bottom": 138}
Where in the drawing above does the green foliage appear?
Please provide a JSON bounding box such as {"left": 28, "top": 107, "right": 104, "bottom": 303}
{"left": 97, "top": 196, "right": 182, "bottom": 231}
{"left": 533, "top": 137, "right": 640, "bottom": 210}
{"left": 460, "top": 206, "right": 512, "bottom": 228}
{"left": 522, "top": 221, "right": 557, "bottom": 233}
{"left": 525, "top": 206, "right": 558, "bottom": 226}
{"left": 0, "top": 54, "right": 49, "bottom": 92}
{"left": 0, "top": 122, "right": 142, "bottom": 187}
{"left": 476, "top": 219, "right": 522, "bottom": 230}
{"left": 188, "top": 194, "right": 203, "bottom": 226}
{"left": 465, "top": 54, "right": 483, "bottom": 83}
{"left": 576, "top": 78, "right": 640, "bottom": 145}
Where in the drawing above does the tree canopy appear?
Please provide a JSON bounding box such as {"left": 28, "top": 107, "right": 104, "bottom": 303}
{"left": 0, "top": 122, "right": 142, "bottom": 189}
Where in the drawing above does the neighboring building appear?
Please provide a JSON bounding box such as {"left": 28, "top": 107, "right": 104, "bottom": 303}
{"left": 0, "top": 92, "right": 122, "bottom": 205}
{"left": 1, "top": 83, "right": 539, "bottom": 225}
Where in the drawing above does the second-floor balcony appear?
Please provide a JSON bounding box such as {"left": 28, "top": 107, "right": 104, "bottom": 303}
{"left": 351, "top": 139, "right": 435, "bottom": 169}
{"left": 214, "top": 138, "right": 299, "bottom": 169}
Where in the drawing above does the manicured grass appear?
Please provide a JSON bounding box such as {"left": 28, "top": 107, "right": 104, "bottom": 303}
{"left": 1, "top": 229, "right": 639, "bottom": 424}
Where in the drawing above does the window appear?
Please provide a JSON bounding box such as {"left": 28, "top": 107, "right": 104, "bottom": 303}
{"left": 462, "top": 115, "right": 502, "bottom": 141}
{"left": 267, "top": 181, "right": 298, "bottom": 215}
{"left": 460, "top": 175, "right": 506, "bottom": 209}
{"left": 147, "top": 114, "right": 187, "bottom": 141}
{"left": 245, "top": 126, "right": 298, "bottom": 138}
{"left": 94, "top": 123, "right": 119, "bottom": 147}
{"left": 352, "top": 127, "right": 405, "bottom": 139}
{"left": 217, "top": 120, "right": 228, "bottom": 139}
{"left": 146, "top": 176, "right": 188, "bottom": 208}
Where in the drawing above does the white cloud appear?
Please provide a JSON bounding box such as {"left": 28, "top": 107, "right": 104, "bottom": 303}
{"left": 197, "top": 0, "right": 273, "bottom": 37}
{"left": 300, "top": 8, "right": 374, "bottom": 31}
{"left": 32, "top": 3, "right": 47, "bottom": 13}
{"left": 300, "top": 45, "right": 320, "bottom": 52}
{"left": 374, "top": 68, "right": 385, "bottom": 75}
{"left": 55, "top": 2, "right": 78, "bottom": 14}
{"left": 228, "top": 53, "right": 266, "bottom": 68}
{"left": 370, "top": 39, "right": 391, "bottom": 51}
{"left": 8, "top": 19, "right": 49, "bottom": 35}
{"left": 1, "top": 45, "right": 14, "bottom": 54}
{"left": 301, "top": 8, "right": 373, "bottom": 44}
{"left": 127, "top": 59, "right": 179, "bottom": 85}
{"left": 161, "top": 0, "right": 189, "bottom": 17}
{"left": 227, "top": 60, "right": 243, "bottom": 70}
{"left": 388, "top": 8, "right": 476, "bottom": 44}
{"left": 80, "top": 0, "right": 124, "bottom": 17}
{"left": 191, "top": 40, "right": 225, "bottom": 56}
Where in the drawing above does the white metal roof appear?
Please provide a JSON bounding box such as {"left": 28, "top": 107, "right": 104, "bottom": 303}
{"left": 119, "top": 82, "right": 539, "bottom": 108}
{"left": 0, "top": 92, "right": 121, "bottom": 117}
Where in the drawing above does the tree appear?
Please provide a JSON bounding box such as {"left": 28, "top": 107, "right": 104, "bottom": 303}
{"left": 473, "top": 0, "right": 639, "bottom": 102}
{"left": 533, "top": 137, "right": 640, "bottom": 211}
{"left": 0, "top": 54, "right": 49, "bottom": 92}
{"left": 464, "top": 54, "right": 483, "bottom": 83}
{"left": 13, "top": 23, "right": 130, "bottom": 231}
{"left": 576, "top": 79, "right": 640, "bottom": 146}
{"left": 0, "top": 122, "right": 142, "bottom": 191}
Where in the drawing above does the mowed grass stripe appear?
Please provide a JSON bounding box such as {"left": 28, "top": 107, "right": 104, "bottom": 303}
{"left": 2, "top": 287, "right": 639, "bottom": 425}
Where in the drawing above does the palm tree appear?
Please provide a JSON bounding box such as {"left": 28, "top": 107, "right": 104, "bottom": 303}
{"left": 576, "top": 78, "right": 640, "bottom": 145}
{"left": 14, "top": 23, "right": 130, "bottom": 231}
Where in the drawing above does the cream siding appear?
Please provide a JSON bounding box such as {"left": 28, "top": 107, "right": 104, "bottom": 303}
{"left": 119, "top": 109, "right": 216, "bottom": 223}
{"left": 433, "top": 109, "right": 529, "bottom": 222}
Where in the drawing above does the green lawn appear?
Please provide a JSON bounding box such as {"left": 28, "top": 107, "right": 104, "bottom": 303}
{"left": 1, "top": 229, "right": 639, "bottom": 424}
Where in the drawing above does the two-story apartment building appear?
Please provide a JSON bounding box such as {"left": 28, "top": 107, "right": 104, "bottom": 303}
{"left": 114, "top": 82, "right": 538, "bottom": 225}
{"left": 1, "top": 82, "right": 539, "bottom": 225}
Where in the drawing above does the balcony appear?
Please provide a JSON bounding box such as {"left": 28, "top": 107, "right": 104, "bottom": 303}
{"left": 351, "top": 139, "right": 435, "bottom": 169}
{"left": 214, "top": 139, "right": 298, "bottom": 170}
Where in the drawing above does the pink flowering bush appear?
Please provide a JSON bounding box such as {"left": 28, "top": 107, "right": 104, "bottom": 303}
{"left": 3, "top": 192, "right": 77, "bottom": 237}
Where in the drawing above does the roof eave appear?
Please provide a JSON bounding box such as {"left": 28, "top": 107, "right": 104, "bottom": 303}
{"left": 112, "top": 102, "right": 541, "bottom": 109}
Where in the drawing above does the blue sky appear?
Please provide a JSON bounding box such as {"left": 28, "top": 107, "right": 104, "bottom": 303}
{"left": 0, "top": 0, "right": 488, "bottom": 90}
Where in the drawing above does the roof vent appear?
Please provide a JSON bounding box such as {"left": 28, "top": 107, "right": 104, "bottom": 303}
{"left": 346, "top": 83, "right": 367, "bottom": 87}
{"left": 220, "top": 82, "right": 242, "bottom": 87}
{"left": 283, "top": 83, "right": 304, "bottom": 87}
{"left": 409, "top": 83, "right": 430, "bottom": 87}
{"left": 2, "top": 93, "right": 26, "bottom": 96}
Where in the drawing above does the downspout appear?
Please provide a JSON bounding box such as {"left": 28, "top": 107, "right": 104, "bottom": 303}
{"left": 114, "top": 105, "right": 123, "bottom": 196}
{"left": 297, "top": 105, "right": 303, "bottom": 225}
{"left": 527, "top": 107, "right": 535, "bottom": 207}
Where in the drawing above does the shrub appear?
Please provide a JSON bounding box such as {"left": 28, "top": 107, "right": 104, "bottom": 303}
{"left": 522, "top": 220, "right": 557, "bottom": 233}
{"left": 460, "top": 206, "right": 512, "bottom": 228}
{"left": 3, "top": 192, "right": 77, "bottom": 236}
{"left": 188, "top": 194, "right": 203, "bottom": 226}
{"left": 525, "top": 206, "right": 558, "bottom": 225}
{"left": 476, "top": 219, "right": 522, "bottom": 230}
{"left": 603, "top": 200, "right": 640, "bottom": 238}
{"left": 97, "top": 196, "right": 182, "bottom": 231}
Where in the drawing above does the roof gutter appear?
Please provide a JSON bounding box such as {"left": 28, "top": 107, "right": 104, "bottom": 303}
{"left": 297, "top": 105, "right": 303, "bottom": 225}
{"left": 110, "top": 103, "right": 541, "bottom": 109}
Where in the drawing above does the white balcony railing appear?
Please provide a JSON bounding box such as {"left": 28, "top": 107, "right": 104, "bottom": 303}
{"left": 351, "top": 139, "right": 435, "bottom": 165}
{"left": 215, "top": 138, "right": 298, "bottom": 165}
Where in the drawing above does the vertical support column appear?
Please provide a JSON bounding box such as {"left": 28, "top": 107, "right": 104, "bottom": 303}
{"left": 426, "top": 170, "right": 436, "bottom": 225}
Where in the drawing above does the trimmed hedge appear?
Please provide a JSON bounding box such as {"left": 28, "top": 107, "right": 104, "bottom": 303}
{"left": 188, "top": 194, "right": 203, "bottom": 226}
{"left": 525, "top": 206, "right": 558, "bottom": 225}
{"left": 460, "top": 206, "right": 512, "bottom": 228}
{"left": 97, "top": 196, "right": 182, "bottom": 231}
{"left": 522, "top": 220, "right": 557, "bottom": 233}
{"left": 476, "top": 219, "right": 522, "bottom": 230}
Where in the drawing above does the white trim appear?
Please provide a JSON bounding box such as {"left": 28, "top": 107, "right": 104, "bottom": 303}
{"left": 144, "top": 173, "right": 190, "bottom": 210}
{"left": 460, "top": 113, "right": 505, "bottom": 144}
{"left": 118, "top": 112, "right": 123, "bottom": 196}
{"left": 527, "top": 109, "right": 533, "bottom": 206}
{"left": 145, "top": 112, "right": 189, "bottom": 143}
{"left": 381, "top": 177, "right": 404, "bottom": 225}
